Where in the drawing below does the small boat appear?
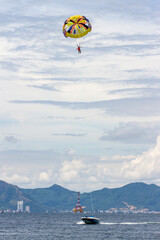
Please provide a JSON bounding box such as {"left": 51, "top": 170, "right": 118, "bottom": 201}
{"left": 81, "top": 215, "right": 100, "bottom": 224}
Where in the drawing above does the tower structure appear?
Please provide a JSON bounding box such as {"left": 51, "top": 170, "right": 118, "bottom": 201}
{"left": 73, "top": 192, "right": 83, "bottom": 213}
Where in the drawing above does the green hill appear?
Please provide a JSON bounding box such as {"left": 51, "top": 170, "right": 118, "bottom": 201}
{"left": 0, "top": 181, "right": 160, "bottom": 212}
{"left": 22, "top": 184, "right": 78, "bottom": 212}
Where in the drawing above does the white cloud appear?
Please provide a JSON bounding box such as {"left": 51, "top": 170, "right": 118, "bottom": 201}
{"left": 39, "top": 172, "right": 50, "bottom": 182}
{"left": 0, "top": 137, "right": 160, "bottom": 191}
{"left": 1, "top": 170, "right": 31, "bottom": 186}
{"left": 121, "top": 136, "right": 160, "bottom": 180}
{"left": 68, "top": 149, "right": 76, "bottom": 155}
{"left": 57, "top": 136, "right": 160, "bottom": 190}
{"left": 59, "top": 159, "right": 86, "bottom": 183}
{"left": 7, "top": 174, "right": 30, "bottom": 184}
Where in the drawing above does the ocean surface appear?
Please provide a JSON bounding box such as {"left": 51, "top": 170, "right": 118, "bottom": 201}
{"left": 0, "top": 213, "right": 160, "bottom": 239}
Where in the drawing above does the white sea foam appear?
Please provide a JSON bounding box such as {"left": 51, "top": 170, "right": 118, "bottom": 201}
{"left": 77, "top": 221, "right": 85, "bottom": 224}
{"left": 100, "top": 222, "right": 160, "bottom": 225}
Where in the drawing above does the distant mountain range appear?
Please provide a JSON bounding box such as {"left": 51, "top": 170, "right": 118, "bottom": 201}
{"left": 0, "top": 181, "right": 160, "bottom": 212}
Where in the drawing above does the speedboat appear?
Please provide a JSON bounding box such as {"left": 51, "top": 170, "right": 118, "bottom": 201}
{"left": 81, "top": 216, "right": 100, "bottom": 224}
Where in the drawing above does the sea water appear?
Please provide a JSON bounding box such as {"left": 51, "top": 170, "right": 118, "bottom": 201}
{"left": 0, "top": 213, "right": 160, "bottom": 239}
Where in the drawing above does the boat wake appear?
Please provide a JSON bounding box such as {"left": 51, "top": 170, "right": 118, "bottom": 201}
{"left": 77, "top": 221, "right": 85, "bottom": 224}
{"left": 77, "top": 220, "right": 160, "bottom": 225}
{"left": 100, "top": 222, "right": 160, "bottom": 225}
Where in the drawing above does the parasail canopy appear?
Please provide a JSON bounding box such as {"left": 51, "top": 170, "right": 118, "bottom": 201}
{"left": 63, "top": 15, "right": 92, "bottom": 38}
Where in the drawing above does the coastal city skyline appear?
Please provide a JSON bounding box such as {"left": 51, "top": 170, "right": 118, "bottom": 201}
{"left": 0, "top": 0, "right": 160, "bottom": 192}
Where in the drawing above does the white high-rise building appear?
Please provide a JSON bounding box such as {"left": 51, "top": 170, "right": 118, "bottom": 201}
{"left": 25, "top": 206, "right": 30, "bottom": 213}
{"left": 17, "top": 201, "right": 23, "bottom": 212}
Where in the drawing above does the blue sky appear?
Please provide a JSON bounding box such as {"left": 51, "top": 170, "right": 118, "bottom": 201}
{"left": 0, "top": 0, "right": 160, "bottom": 191}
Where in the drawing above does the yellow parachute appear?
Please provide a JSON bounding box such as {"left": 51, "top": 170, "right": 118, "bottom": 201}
{"left": 63, "top": 15, "right": 92, "bottom": 38}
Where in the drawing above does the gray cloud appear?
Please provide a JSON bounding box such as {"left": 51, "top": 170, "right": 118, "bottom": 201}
{"left": 28, "top": 84, "right": 60, "bottom": 92}
{"left": 111, "top": 34, "right": 160, "bottom": 41}
{"left": 0, "top": 61, "right": 20, "bottom": 72}
{"left": 10, "top": 96, "right": 160, "bottom": 117}
{"left": 121, "top": 77, "right": 160, "bottom": 88}
{"left": 47, "top": 116, "right": 83, "bottom": 120}
{"left": 100, "top": 122, "right": 160, "bottom": 144}
{"left": 109, "top": 87, "right": 160, "bottom": 97}
{"left": 92, "top": 43, "right": 160, "bottom": 57}
{"left": 3, "top": 136, "right": 19, "bottom": 144}
{"left": 52, "top": 133, "right": 86, "bottom": 137}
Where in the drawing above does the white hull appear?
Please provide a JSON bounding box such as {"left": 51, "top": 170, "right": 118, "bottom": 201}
{"left": 81, "top": 216, "right": 100, "bottom": 224}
